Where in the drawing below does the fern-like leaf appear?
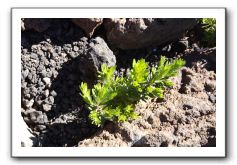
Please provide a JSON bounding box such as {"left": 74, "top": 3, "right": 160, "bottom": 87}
{"left": 79, "top": 56, "right": 185, "bottom": 127}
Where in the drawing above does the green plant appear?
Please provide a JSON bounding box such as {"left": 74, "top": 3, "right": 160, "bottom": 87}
{"left": 201, "top": 18, "right": 216, "bottom": 47}
{"left": 80, "top": 56, "right": 185, "bottom": 127}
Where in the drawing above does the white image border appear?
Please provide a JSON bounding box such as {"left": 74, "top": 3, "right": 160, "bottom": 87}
{"left": 11, "top": 8, "right": 226, "bottom": 157}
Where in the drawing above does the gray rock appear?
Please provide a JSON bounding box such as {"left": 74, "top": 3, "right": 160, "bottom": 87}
{"left": 37, "top": 64, "right": 44, "bottom": 72}
{"left": 29, "top": 110, "right": 48, "bottom": 124}
{"left": 80, "top": 37, "right": 88, "bottom": 42}
{"left": 25, "top": 94, "right": 31, "bottom": 99}
{"left": 50, "top": 90, "right": 57, "bottom": 97}
{"left": 55, "top": 46, "right": 62, "bottom": 54}
{"left": 37, "top": 50, "right": 45, "bottom": 57}
{"left": 78, "top": 37, "right": 116, "bottom": 83}
{"left": 44, "top": 59, "right": 50, "bottom": 66}
{"left": 63, "top": 44, "right": 72, "bottom": 54}
{"left": 73, "top": 46, "right": 79, "bottom": 51}
{"left": 54, "top": 117, "right": 64, "bottom": 123}
{"left": 38, "top": 80, "right": 44, "bottom": 87}
{"left": 48, "top": 96, "right": 54, "bottom": 104}
{"left": 104, "top": 18, "right": 198, "bottom": 49}
{"left": 43, "top": 89, "right": 49, "bottom": 98}
{"left": 25, "top": 108, "right": 36, "bottom": 115}
{"left": 52, "top": 70, "right": 59, "bottom": 78}
{"left": 22, "top": 69, "right": 29, "bottom": 80}
{"left": 68, "top": 51, "right": 79, "bottom": 59}
{"left": 30, "top": 53, "right": 38, "bottom": 60}
{"left": 21, "top": 82, "right": 27, "bottom": 89}
{"left": 46, "top": 70, "right": 52, "bottom": 78}
{"left": 27, "top": 72, "right": 33, "bottom": 81}
{"left": 133, "top": 133, "right": 175, "bottom": 147}
{"left": 42, "top": 104, "right": 52, "bottom": 112}
{"left": 22, "top": 48, "right": 28, "bottom": 54}
{"left": 39, "top": 54, "right": 47, "bottom": 62}
{"left": 24, "top": 99, "right": 34, "bottom": 108}
{"left": 30, "top": 86, "right": 38, "bottom": 97}
{"left": 22, "top": 88, "right": 30, "bottom": 97}
{"left": 52, "top": 52, "right": 59, "bottom": 59}
{"left": 43, "top": 77, "right": 51, "bottom": 85}
{"left": 49, "top": 59, "right": 56, "bottom": 67}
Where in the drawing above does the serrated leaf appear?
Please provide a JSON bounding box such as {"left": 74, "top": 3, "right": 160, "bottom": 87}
{"left": 130, "top": 59, "right": 149, "bottom": 83}
{"left": 118, "top": 115, "right": 127, "bottom": 122}
{"left": 89, "top": 110, "right": 102, "bottom": 126}
{"left": 79, "top": 82, "right": 93, "bottom": 105}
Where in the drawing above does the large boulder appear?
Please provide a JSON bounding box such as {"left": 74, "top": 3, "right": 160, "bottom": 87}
{"left": 104, "top": 18, "right": 198, "bottom": 49}
{"left": 78, "top": 37, "right": 116, "bottom": 83}
{"left": 71, "top": 18, "right": 103, "bottom": 37}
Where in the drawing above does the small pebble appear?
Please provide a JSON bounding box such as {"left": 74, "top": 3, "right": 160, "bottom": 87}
{"left": 30, "top": 53, "right": 38, "bottom": 60}
{"left": 22, "top": 69, "right": 29, "bottom": 79}
{"left": 60, "top": 53, "right": 67, "bottom": 58}
{"left": 48, "top": 96, "right": 54, "bottom": 104}
{"left": 43, "top": 77, "right": 51, "bottom": 85}
{"left": 44, "top": 89, "right": 49, "bottom": 97}
{"left": 36, "top": 125, "right": 47, "bottom": 131}
{"left": 73, "top": 46, "right": 79, "bottom": 51}
{"left": 25, "top": 99, "right": 34, "bottom": 108}
{"left": 50, "top": 90, "right": 57, "bottom": 97}
{"left": 25, "top": 94, "right": 31, "bottom": 99}
{"left": 42, "top": 104, "right": 52, "bottom": 112}
{"left": 69, "top": 52, "right": 79, "bottom": 59}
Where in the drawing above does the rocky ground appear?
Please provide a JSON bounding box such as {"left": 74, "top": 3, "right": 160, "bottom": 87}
{"left": 21, "top": 18, "right": 216, "bottom": 147}
{"left": 78, "top": 49, "right": 216, "bottom": 147}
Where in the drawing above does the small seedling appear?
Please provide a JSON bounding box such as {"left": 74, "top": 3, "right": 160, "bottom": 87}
{"left": 80, "top": 56, "right": 185, "bottom": 127}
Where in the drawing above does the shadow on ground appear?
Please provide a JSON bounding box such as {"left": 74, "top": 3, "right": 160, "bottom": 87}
{"left": 39, "top": 55, "right": 98, "bottom": 147}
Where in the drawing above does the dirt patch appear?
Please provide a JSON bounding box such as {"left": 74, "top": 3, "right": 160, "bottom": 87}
{"left": 78, "top": 57, "right": 216, "bottom": 147}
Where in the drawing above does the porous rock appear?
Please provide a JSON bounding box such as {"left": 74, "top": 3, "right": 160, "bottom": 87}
{"left": 104, "top": 18, "right": 198, "bottom": 49}
{"left": 78, "top": 37, "right": 116, "bottom": 83}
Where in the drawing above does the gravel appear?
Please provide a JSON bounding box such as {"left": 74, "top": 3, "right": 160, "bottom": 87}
{"left": 21, "top": 19, "right": 103, "bottom": 146}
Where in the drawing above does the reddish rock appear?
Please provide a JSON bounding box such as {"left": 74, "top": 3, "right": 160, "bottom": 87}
{"left": 104, "top": 18, "right": 198, "bottom": 49}
{"left": 71, "top": 18, "right": 103, "bottom": 37}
